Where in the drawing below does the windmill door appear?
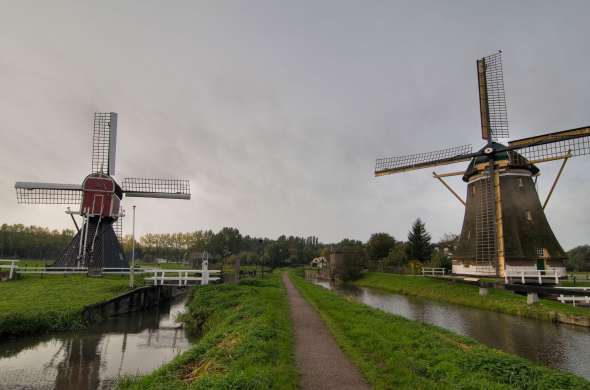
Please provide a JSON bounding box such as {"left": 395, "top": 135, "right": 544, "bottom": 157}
{"left": 93, "top": 194, "right": 104, "bottom": 216}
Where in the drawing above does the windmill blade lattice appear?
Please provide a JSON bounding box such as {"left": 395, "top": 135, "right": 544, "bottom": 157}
{"left": 478, "top": 51, "right": 509, "bottom": 141}
{"left": 474, "top": 175, "right": 497, "bottom": 274}
{"left": 508, "top": 126, "right": 590, "bottom": 162}
{"left": 15, "top": 182, "right": 82, "bottom": 204}
{"left": 113, "top": 206, "right": 125, "bottom": 241}
{"left": 122, "top": 178, "right": 191, "bottom": 199}
{"left": 91, "top": 112, "right": 118, "bottom": 175}
{"left": 375, "top": 144, "right": 473, "bottom": 176}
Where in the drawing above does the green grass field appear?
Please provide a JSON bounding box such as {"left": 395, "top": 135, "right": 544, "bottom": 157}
{"left": 289, "top": 271, "right": 589, "bottom": 389}
{"left": 355, "top": 273, "right": 590, "bottom": 322}
{"left": 118, "top": 272, "right": 298, "bottom": 389}
{"left": 0, "top": 275, "right": 131, "bottom": 337}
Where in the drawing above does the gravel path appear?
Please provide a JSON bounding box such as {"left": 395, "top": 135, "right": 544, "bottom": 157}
{"left": 283, "top": 273, "right": 370, "bottom": 390}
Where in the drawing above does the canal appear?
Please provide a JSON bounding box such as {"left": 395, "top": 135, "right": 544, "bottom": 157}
{"left": 0, "top": 295, "right": 193, "bottom": 390}
{"left": 313, "top": 280, "right": 590, "bottom": 380}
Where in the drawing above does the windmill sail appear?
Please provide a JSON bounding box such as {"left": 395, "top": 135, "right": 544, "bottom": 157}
{"left": 375, "top": 144, "right": 474, "bottom": 176}
{"left": 15, "top": 182, "right": 82, "bottom": 204}
{"left": 91, "top": 112, "right": 118, "bottom": 175}
{"left": 508, "top": 126, "right": 590, "bottom": 162}
{"left": 122, "top": 178, "right": 191, "bottom": 199}
{"left": 477, "top": 51, "right": 509, "bottom": 141}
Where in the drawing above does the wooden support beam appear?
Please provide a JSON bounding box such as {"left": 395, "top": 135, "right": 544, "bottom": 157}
{"left": 432, "top": 172, "right": 466, "bottom": 206}
{"left": 542, "top": 151, "right": 572, "bottom": 210}
{"left": 432, "top": 170, "right": 465, "bottom": 178}
{"left": 530, "top": 153, "right": 572, "bottom": 165}
{"left": 493, "top": 170, "right": 506, "bottom": 278}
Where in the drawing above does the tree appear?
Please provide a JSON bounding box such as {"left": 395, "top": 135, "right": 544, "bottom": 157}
{"left": 367, "top": 233, "right": 396, "bottom": 261}
{"left": 429, "top": 248, "right": 452, "bottom": 270}
{"left": 332, "top": 252, "right": 363, "bottom": 282}
{"left": 209, "top": 227, "right": 242, "bottom": 258}
{"left": 387, "top": 243, "right": 408, "bottom": 268}
{"left": 407, "top": 218, "right": 432, "bottom": 262}
{"left": 566, "top": 245, "right": 590, "bottom": 271}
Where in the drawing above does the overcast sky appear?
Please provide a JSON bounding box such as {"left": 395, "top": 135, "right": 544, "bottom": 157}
{"left": 1, "top": 1, "right": 589, "bottom": 249}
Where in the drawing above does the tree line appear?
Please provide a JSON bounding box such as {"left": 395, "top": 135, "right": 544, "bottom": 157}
{"left": 4, "top": 220, "right": 588, "bottom": 272}
{"left": 0, "top": 224, "right": 75, "bottom": 260}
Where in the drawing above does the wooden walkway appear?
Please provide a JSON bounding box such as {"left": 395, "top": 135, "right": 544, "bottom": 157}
{"left": 282, "top": 273, "right": 370, "bottom": 390}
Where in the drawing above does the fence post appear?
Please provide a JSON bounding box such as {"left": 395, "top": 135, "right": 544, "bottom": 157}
{"left": 202, "top": 258, "right": 209, "bottom": 285}
{"left": 9, "top": 260, "right": 16, "bottom": 280}
{"left": 554, "top": 270, "right": 559, "bottom": 285}
{"left": 538, "top": 271, "right": 542, "bottom": 285}
{"left": 521, "top": 272, "right": 525, "bottom": 284}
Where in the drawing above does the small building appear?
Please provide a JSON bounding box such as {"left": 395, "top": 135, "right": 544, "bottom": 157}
{"left": 310, "top": 256, "right": 328, "bottom": 269}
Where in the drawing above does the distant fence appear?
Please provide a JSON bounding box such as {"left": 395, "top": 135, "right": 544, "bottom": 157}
{"left": 558, "top": 295, "right": 590, "bottom": 307}
{"left": 421, "top": 267, "right": 447, "bottom": 276}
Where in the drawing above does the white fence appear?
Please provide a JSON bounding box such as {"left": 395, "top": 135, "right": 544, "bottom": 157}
{"left": 1, "top": 260, "right": 220, "bottom": 287}
{"left": 504, "top": 269, "right": 564, "bottom": 285}
{"left": 145, "top": 269, "right": 221, "bottom": 286}
{"left": 421, "top": 267, "right": 447, "bottom": 276}
{"left": 0, "top": 260, "right": 19, "bottom": 279}
{"left": 558, "top": 295, "right": 590, "bottom": 307}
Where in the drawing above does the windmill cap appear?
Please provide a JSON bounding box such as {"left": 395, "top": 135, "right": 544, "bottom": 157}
{"left": 462, "top": 142, "right": 539, "bottom": 182}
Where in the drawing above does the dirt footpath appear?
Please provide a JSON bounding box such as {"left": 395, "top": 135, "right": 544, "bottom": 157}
{"left": 282, "top": 273, "right": 370, "bottom": 390}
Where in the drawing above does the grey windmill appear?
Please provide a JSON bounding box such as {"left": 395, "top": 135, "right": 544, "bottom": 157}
{"left": 15, "top": 112, "right": 191, "bottom": 274}
{"left": 375, "top": 51, "right": 590, "bottom": 278}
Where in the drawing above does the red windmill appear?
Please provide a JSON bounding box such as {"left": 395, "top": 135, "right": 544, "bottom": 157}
{"left": 15, "top": 112, "right": 191, "bottom": 274}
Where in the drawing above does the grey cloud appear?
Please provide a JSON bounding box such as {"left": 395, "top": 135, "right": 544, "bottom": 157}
{"left": 1, "top": 1, "right": 589, "bottom": 249}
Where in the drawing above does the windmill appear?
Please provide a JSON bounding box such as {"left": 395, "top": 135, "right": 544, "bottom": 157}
{"left": 15, "top": 112, "right": 191, "bottom": 274}
{"left": 375, "top": 51, "right": 590, "bottom": 278}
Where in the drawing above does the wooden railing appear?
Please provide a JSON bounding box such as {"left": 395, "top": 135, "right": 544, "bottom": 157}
{"left": 144, "top": 269, "right": 221, "bottom": 286}
{"left": 421, "top": 267, "right": 447, "bottom": 276}
{"left": 558, "top": 295, "right": 590, "bottom": 307}
{"left": 0, "top": 262, "right": 220, "bottom": 287}
{"left": 504, "top": 269, "right": 565, "bottom": 285}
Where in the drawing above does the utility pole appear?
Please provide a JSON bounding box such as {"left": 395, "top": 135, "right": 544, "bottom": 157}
{"left": 130, "top": 205, "right": 136, "bottom": 288}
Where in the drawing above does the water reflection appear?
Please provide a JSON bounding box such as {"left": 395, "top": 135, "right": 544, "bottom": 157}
{"left": 0, "top": 295, "right": 192, "bottom": 390}
{"left": 313, "top": 280, "right": 590, "bottom": 379}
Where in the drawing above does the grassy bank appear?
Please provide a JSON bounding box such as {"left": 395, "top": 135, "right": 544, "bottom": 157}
{"left": 0, "top": 275, "right": 131, "bottom": 337}
{"left": 119, "top": 273, "right": 297, "bottom": 389}
{"left": 355, "top": 272, "right": 590, "bottom": 322}
{"left": 290, "top": 272, "right": 589, "bottom": 389}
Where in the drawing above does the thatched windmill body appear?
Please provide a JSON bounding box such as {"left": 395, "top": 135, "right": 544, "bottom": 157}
{"left": 15, "top": 112, "right": 191, "bottom": 274}
{"left": 375, "top": 52, "right": 589, "bottom": 277}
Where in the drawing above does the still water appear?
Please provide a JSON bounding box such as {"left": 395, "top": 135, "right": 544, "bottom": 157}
{"left": 0, "top": 295, "right": 192, "bottom": 390}
{"left": 313, "top": 280, "right": 590, "bottom": 380}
